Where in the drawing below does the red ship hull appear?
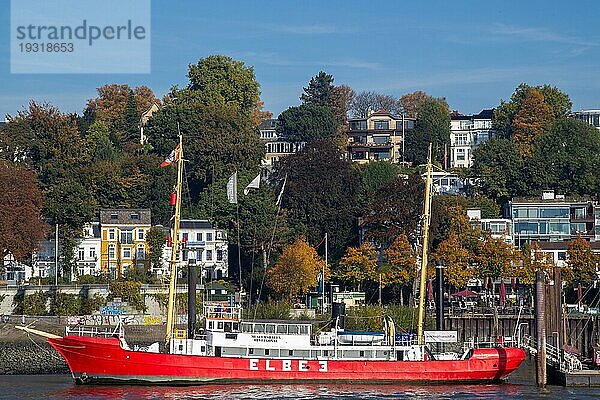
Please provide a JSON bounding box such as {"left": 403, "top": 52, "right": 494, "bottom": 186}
{"left": 49, "top": 335, "right": 526, "bottom": 384}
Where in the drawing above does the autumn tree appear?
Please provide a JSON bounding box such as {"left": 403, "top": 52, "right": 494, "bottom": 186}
{"left": 85, "top": 84, "right": 159, "bottom": 140}
{"left": 566, "top": 236, "right": 598, "bottom": 284}
{"left": 492, "top": 83, "right": 571, "bottom": 138}
{"left": 276, "top": 104, "right": 340, "bottom": 143}
{"left": 518, "top": 242, "right": 553, "bottom": 285}
{"left": 267, "top": 237, "right": 327, "bottom": 300}
{"left": 399, "top": 91, "right": 430, "bottom": 118}
{"left": 382, "top": 234, "right": 416, "bottom": 287}
{"left": 511, "top": 89, "right": 554, "bottom": 156}
{"left": 434, "top": 232, "right": 473, "bottom": 288}
{"left": 404, "top": 96, "right": 451, "bottom": 165}
{"left": 335, "top": 242, "right": 378, "bottom": 290}
{"left": 0, "top": 163, "right": 48, "bottom": 275}
{"left": 475, "top": 236, "right": 518, "bottom": 280}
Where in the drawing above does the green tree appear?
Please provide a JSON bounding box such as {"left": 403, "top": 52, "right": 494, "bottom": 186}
{"left": 530, "top": 118, "right": 600, "bottom": 196}
{"left": 275, "top": 139, "right": 359, "bottom": 260}
{"left": 471, "top": 138, "right": 528, "bottom": 203}
{"left": 146, "top": 102, "right": 264, "bottom": 199}
{"left": 183, "top": 55, "right": 260, "bottom": 116}
{"left": 85, "top": 121, "right": 117, "bottom": 162}
{"left": 361, "top": 174, "right": 424, "bottom": 246}
{"left": 122, "top": 89, "right": 140, "bottom": 144}
{"left": 276, "top": 104, "right": 340, "bottom": 143}
{"left": 356, "top": 161, "right": 399, "bottom": 207}
{"left": 267, "top": 237, "right": 327, "bottom": 300}
{"left": 405, "top": 97, "right": 450, "bottom": 165}
{"left": 300, "top": 71, "right": 351, "bottom": 123}
{"left": 147, "top": 226, "right": 167, "bottom": 271}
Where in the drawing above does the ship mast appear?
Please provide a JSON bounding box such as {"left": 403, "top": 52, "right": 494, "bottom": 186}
{"left": 165, "top": 134, "right": 184, "bottom": 346}
{"left": 416, "top": 143, "right": 433, "bottom": 346}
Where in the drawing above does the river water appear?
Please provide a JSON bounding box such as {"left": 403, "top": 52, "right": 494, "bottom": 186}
{"left": 0, "top": 360, "right": 597, "bottom": 400}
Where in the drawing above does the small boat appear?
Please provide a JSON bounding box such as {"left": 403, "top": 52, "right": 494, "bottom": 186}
{"left": 18, "top": 140, "right": 526, "bottom": 384}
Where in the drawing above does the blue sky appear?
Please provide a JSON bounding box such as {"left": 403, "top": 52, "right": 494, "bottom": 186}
{"left": 1, "top": 0, "right": 599, "bottom": 118}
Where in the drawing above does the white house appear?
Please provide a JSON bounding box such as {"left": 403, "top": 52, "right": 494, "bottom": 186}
{"left": 74, "top": 222, "right": 102, "bottom": 277}
{"left": 450, "top": 109, "right": 494, "bottom": 168}
{"left": 157, "top": 220, "right": 229, "bottom": 281}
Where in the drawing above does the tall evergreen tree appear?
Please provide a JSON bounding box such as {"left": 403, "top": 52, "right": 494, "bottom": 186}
{"left": 122, "top": 89, "right": 140, "bottom": 144}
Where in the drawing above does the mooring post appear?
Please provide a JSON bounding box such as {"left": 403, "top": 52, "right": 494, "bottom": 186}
{"left": 535, "top": 270, "right": 547, "bottom": 387}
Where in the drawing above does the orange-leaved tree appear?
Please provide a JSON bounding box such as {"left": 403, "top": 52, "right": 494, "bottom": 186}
{"left": 335, "top": 242, "right": 378, "bottom": 291}
{"left": 566, "top": 236, "right": 597, "bottom": 284}
{"left": 434, "top": 232, "right": 473, "bottom": 288}
{"left": 518, "top": 242, "right": 553, "bottom": 285}
{"left": 382, "top": 234, "right": 416, "bottom": 287}
{"left": 267, "top": 237, "right": 327, "bottom": 301}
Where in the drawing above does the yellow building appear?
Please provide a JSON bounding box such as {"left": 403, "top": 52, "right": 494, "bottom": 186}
{"left": 99, "top": 209, "right": 151, "bottom": 278}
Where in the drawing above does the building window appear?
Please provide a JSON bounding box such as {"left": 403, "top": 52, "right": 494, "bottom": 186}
{"left": 456, "top": 148, "right": 465, "bottom": 161}
{"left": 108, "top": 229, "right": 115, "bottom": 240}
{"left": 90, "top": 249, "right": 96, "bottom": 258}
{"left": 373, "top": 120, "right": 389, "bottom": 130}
{"left": 108, "top": 244, "right": 116, "bottom": 259}
{"left": 78, "top": 248, "right": 85, "bottom": 260}
{"left": 206, "top": 250, "right": 213, "bottom": 261}
{"left": 137, "top": 244, "right": 145, "bottom": 260}
{"left": 110, "top": 213, "right": 118, "bottom": 220}
{"left": 455, "top": 133, "right": 468, "bottom": 146}
{"left": 138, "top": 229, "right": 145, "bottom": 240}
{"left": 131, "top": 213, "right": 140, "bottom": 220}
{"left": 349, "top": 120, "right": 366, "bottom": 130}
{"left": 372, "top": 135, "right": 389, "bottom": 144}
{"left": 207, "top": 233, "right": 213, "bottom": 242}
{"left": 123, "top": 247, "right": 131, "bottom": 259}
{"left": 197, "top": 232, "right": 203, "bottom": 242}
{"left": 182, "top": 250, "right": 188, "bottom": 262}
{"left": 120, "top": 230, "right": 133, "bottom": 244}
{"left": 558, "top": 252, "right": 567, "bottom": 261}
{"left": 217, "top": 250, "right": 223, "bottom": 261}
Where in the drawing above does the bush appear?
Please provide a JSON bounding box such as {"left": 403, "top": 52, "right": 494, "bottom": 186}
{"left": 344, "top": 304, "right": 433, "bottom": 333}
{"left": 80, "top": 294, "right": 107, "bottom": 315}
{"left": 20, "top": 291, "right": 49, "bottom": 315}
{"left": 109, "top": 281, "right": 146, "bottom": 311}
{"left": 51, "top": 292, "right": 81, "bottom": 316}
{"left": 77, "top": 274, "right": 110, "bottom": 284}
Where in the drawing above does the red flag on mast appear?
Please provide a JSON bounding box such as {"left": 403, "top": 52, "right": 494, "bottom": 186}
{"left": 160, "top": 144, "right": 181, "bottom": 167}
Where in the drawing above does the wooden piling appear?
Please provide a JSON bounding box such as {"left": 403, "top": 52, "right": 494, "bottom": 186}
{"left": 536, "top": 270, "right": 547, "bottom": 388}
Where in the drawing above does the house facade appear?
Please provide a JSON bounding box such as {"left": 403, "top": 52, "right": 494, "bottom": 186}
{"left": 259, "top": 119, "right": 305, "bottom": 168}
{"left": 346, "top": 110, "right": 415, "bottom": 164}
{"left": 508, "top": 191, "right": 596, "bottom": 248}
{"left": 99, "top": 209, "right": 151, "bottom": 279}
{"left": 158, "top": 219, "right": 229, "bottom": 281}
{"left": 467, "top": 209, "right": 513, "bottom": 244}
{"left": 75, "top": 222, "right": 102, "bottom": 277}
{"left": 449, "top": 109, "right": 494, "bottom": 168}
{"left": 573, "top": 109, "right": 600, "bottom": 130}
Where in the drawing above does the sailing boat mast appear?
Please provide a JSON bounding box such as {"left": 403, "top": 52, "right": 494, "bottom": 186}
{"left": 166, "top": 133, "right": 184, "bottom": 345}
{"left": 416, "top": 143, "right": 434, "bottom": 346}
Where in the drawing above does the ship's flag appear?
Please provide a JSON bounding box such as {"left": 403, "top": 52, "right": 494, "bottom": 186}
{"left": 243, "top": 174, "right": 261, "bottom": 195}
{"left": 227, "top": 172, "right": 238, "bottom": 204}
{"left": 160, "top": 144, "right": 181, "bottom": 167}
{"left": 276, "top": 174, "right": 287, "bottom": 206}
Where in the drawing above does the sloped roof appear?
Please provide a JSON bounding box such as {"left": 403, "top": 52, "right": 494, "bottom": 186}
{"left": 99, "top": 209, "right": 151, "bottom": 225}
